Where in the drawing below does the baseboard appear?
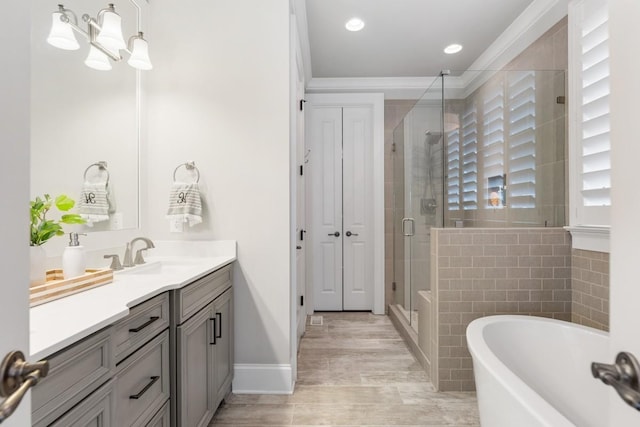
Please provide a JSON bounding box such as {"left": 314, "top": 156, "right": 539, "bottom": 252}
{"left": 232, "top": 364, "right": 294, "bottom": 394}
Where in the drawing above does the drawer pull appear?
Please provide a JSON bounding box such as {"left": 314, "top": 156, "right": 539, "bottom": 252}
{"left": 216, "top": 312, "right": 222, "bottom": 339}
{"left": 129, "top": 316, "right": 160, "bottom": 333}
{"left": 209, "top": 318, "right": 217, "bottom": 345}
{"left": 129, "top": 376, "right": 160, "bottom": 400}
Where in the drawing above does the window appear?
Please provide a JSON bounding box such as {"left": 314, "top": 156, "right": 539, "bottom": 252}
{"left": 569, "top": 0, "right": 610, "bottom": 251}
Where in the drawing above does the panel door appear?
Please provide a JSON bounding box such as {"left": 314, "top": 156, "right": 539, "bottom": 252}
{"left": 213, "top": 288, "right": 233, "bottom": 409}
{"left": 310, "top": 106, "right": 343, "bottom": 311}
{"left": 342, "top": 106, "right": 374, "bottom": 310}
{"left": 177, "top": 304, "right": 216, "bottom": 427}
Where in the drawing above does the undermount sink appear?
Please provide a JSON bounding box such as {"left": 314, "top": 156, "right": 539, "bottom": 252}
{"left": 115, "top": 258, "right": 206, "bottom": 275}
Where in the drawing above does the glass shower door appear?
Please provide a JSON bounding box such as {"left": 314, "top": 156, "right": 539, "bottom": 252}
{"left": 392, "top": 77, "right": 444, "bottom": 330}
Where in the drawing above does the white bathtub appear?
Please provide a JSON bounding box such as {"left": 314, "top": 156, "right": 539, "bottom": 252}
{"left": 466, "top": 315, "right": 609, "bottom": 427}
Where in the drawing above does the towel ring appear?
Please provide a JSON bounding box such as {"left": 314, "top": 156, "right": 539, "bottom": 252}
{"left": 83, "top": 161, "right": 110, "bottom": 185}
{"left": 173, "top": 161, "right": 200, "bottom": 183}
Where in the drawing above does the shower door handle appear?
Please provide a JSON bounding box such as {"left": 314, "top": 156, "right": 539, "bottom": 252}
{"left": 402, "top": 218, "right": 415, "bottom": 236}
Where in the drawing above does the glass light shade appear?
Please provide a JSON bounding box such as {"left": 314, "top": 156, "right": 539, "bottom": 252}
{"left": 96, "top": 10, "right": 126, "bottom": 51}
{"left": 127, "top": 37, "right": 153, "bottom": 70}
{"left": 47, "top": 12, "right": 80, "bottom": 50}
{"left": 84, "top": 45, "right": 112, "bottom": 70}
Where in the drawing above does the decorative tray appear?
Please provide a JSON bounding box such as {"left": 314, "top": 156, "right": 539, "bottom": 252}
{"left": 29, "top": 268, "right": 114, "bottom": 307}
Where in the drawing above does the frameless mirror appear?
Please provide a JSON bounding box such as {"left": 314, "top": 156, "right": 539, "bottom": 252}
{"left": 31, "top": 0, "right": 140, "bottom": 231}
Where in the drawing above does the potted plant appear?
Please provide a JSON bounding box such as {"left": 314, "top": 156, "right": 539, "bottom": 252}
{"left": 30, "top": 194, "right": 85, "bottom": 285}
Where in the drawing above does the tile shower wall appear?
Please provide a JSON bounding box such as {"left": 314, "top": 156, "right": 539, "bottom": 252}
{"left": 571, "top": 249, "right": 610, "bottom": 331}
{"left": 431, "top": 228, "right": 571, "bottom": 391}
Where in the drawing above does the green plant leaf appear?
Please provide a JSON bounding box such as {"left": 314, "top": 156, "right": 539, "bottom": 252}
{"left": 55, "top": 194, "right": 75, "bottom": 211}
{"left": 60, "top": 214, "right": 85, "bottom": 224}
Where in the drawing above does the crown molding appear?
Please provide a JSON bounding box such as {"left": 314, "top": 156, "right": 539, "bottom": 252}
{"left": 460, "top": 0, "right": 569, "bottom": 95}
{"left": 306, "top": 77, "right": 436, "bottom": 99}
{"left": 303, "top": 0, "right": 568, "bottom": 99}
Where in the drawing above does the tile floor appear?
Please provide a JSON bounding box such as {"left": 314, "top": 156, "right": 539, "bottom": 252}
{"left": 211, "top": 312, "right": 480, "bottom": 426}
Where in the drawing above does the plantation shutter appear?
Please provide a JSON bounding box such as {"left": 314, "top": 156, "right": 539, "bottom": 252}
{"left": 507, "top": 71, "right": 537, "bottom": 209}
{"left": 447, "top": 127, "right": 461, "bottom": 211}
{"left": 482, "top": 84, "right": 505, "bottom": 206}
{"left": 580, "top": 3, "right": 610, "bottom": 209}
{"left": 462, "top": 103, "right": 478, "bottom": 210}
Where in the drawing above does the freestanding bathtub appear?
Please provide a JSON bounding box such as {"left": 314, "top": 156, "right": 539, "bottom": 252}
{"left": 466, "top": 315, "right": 609, "bottom": 427}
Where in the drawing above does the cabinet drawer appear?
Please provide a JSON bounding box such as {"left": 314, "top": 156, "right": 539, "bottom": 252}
{"left": 49, "top": 380, "right": 115, "bottom": 427}
{"left": 115, "top": 330, "right": 170, "bottom": 427}
{"left": 33, "top": 328, "right": 115, "bottom": 427}
{"left": 146, "top": 400, "right": 170, "bottom": 427}
{"left": 175, "top": 265, "right": 232, "bottom": 324}
{"left": 114, "top": 292, "right": 170, "bottom": 363}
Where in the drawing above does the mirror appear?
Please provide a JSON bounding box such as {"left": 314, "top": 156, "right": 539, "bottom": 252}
{"left": 31, "top": 0, "right": 140, "bottom": 231}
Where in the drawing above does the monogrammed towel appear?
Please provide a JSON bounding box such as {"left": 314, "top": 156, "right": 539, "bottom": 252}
{"left": 78, "top": 181, "right": 110, "bottom": 226}
{"left": 166, "top": 182, "right": 202, "bottom": 227}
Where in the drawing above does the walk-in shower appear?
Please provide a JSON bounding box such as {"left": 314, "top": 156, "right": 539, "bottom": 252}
{"left": 391, "top": 69, "right": 567, "bottom": 343}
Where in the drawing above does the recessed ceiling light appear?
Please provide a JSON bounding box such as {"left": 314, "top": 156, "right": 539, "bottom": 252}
{"left": 345, "top": 17, "right": 365, "bottom": 32}
{"left": 444, "top": 44, "right": 463, "bottom": 54}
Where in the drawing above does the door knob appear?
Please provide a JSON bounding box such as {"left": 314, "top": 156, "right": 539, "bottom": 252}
{"left": 0, "top": 351, "right": 49, "bottom": 423}
{"left": 328, "top": 232, "right": 340, "bottom": 237}
{"left": 345, "top": 231, "right": 359, "bottom": 237}
{"left": 592, "top": 351, "right": 640, "bottom": 411}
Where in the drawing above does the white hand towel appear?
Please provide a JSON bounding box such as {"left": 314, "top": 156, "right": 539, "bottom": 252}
{"left": 166, "top": 182, "right": 203, "bottom": 227}
{"left": 78, "top": 181, "right": 111, "bottom": 226}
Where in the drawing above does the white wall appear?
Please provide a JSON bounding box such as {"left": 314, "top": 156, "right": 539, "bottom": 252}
{"left": 147, "top": 0, "right": 293, "bottom": 392}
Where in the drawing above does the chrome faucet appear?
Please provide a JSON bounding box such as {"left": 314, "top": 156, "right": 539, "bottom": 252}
{"left": 123, "top": 237, "right": 155, "bottom": 267}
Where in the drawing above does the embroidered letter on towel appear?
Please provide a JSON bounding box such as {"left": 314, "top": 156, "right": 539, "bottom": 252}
{"left": 166, "top": 182, "right": 203, "bottom": 227}
{"left": 78, "top": 181, "right": 111, "bottom": 226}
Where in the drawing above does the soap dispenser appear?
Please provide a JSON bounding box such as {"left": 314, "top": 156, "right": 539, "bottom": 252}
{"left": 62, "top": 232, "right": 87, "bottom": 279}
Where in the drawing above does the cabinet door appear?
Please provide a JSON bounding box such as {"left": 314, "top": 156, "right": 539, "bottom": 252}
{"left": 213, "top": 288, "right": 233, "bottom": 408}
{"left": 49, "top": 380, "right": 115, "bottom": 427}
{"left": 177, "top": 303, "right": 216, "bottom": 427}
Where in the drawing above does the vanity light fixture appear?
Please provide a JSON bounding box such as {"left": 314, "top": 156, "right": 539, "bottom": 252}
{"left": 47, "top": 3, "right": 152, "bottom": 71}
{"left": 345, "top": 17, "right": 365, "bottom": 32}
{"left": 444, "top": 43, "right": 463, "bottom": 54}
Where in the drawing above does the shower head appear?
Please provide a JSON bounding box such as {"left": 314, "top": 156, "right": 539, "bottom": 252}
{"left": 425, "top": 130, "right": 442, "bottom": 145}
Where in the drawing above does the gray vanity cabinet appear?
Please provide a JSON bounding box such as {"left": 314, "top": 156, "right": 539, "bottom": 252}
{"left": 32, "top": 328, "right": 115, "bottom": 427}
{"left": 176, "top": 302, "right": 217, "bottom": 427}
{"left": 173, "top": 264, "right": 233, "bottom": 427}
{"left": 213, "top": 288, "right": 233, "bottom": 409}
{"left": 48, "top": 380, "right": 116, "bottom": 427}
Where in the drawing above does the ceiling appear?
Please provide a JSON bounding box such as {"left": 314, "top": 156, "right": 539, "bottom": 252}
{"left": 304, "top": 0, "right": 535, "bottom": 79}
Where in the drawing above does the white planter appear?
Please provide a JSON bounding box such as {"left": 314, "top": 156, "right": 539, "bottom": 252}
{"left": 30, "top": 245, "right": 47, "bottom": 286}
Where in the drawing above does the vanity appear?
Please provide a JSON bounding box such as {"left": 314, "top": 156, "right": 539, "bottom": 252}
{"left": 29, "top": 240, "right": 236, "bottom": 427}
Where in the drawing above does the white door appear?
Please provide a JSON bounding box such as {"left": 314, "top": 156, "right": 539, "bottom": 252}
{"left": 310, "top": 107, "right": 343, "bottom": 311}
{"left": 309, "top": 104, "right": 375, "bottom": 311}
{"left": 342, "top": 107, "right": 374, "bottom": 310}
{"left": 0, "top": 1, "right": 31, "bottom": 425}
{"left": 609, "top": 1, "right": 640, "bottom": 425}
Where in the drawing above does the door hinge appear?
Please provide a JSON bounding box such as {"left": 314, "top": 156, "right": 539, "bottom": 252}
{"left": 392, "top": 282, "right": 396, "bottom": 291}
{"left": 299, "top": 165, "right": 304, "bottom": 176}
{"left": 300, "top": 295, "right": 304, "bottom": 306}
{"left": 299, "top": 99, "right": 306, "bottom": 111}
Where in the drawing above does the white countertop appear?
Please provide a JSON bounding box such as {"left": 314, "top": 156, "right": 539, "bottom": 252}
{"left": 30, "top": 240, "right": 237, "bottom": 360}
